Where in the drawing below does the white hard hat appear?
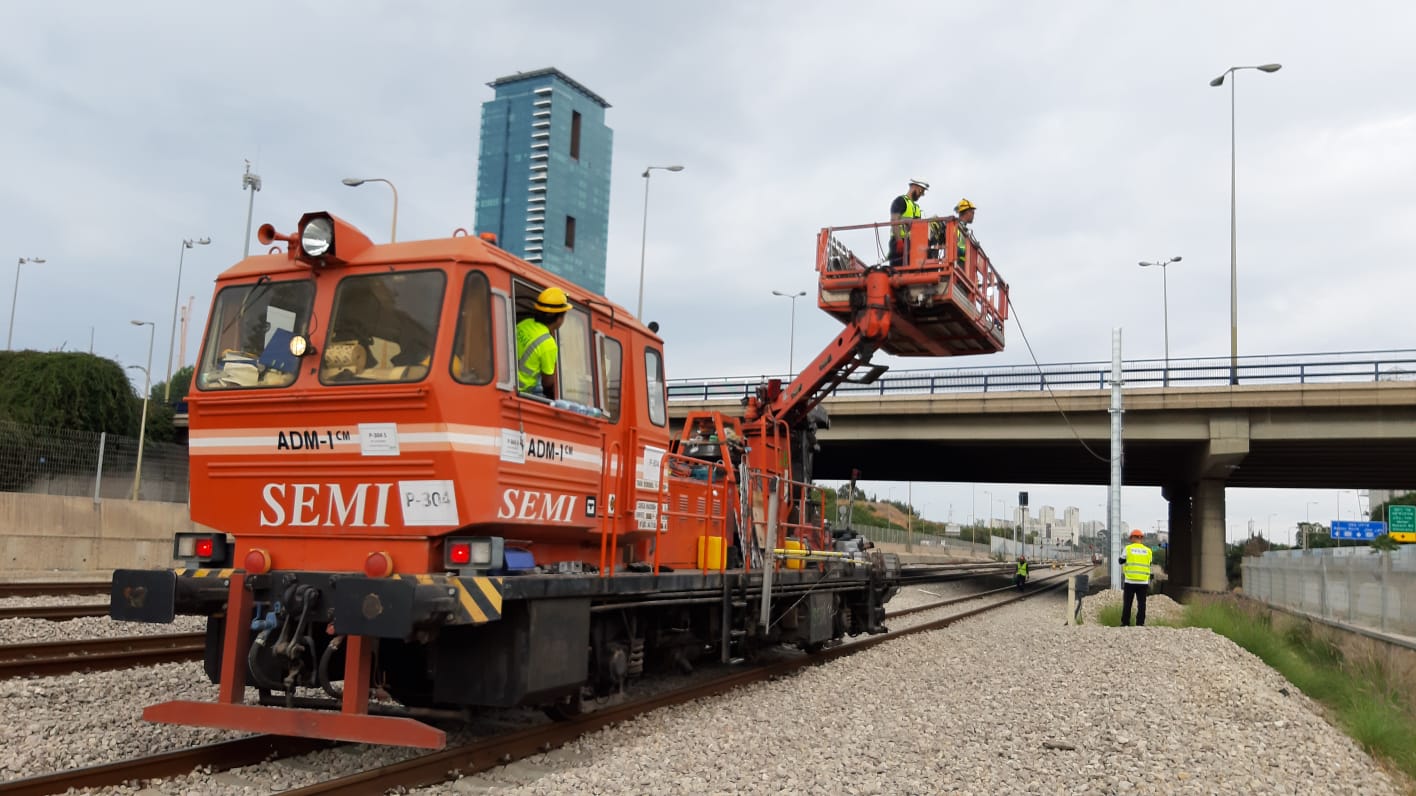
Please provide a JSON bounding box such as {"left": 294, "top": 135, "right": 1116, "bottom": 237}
{"left": 909, "top": 178, "right": 930, "bottom": 190}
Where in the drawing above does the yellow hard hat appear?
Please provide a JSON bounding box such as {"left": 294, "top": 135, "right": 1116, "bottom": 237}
{"left": 534, "top": 286, "right": 571, "bottom": 314}
{"left": 955, "top": 198, "right": 976, "bottom": 213}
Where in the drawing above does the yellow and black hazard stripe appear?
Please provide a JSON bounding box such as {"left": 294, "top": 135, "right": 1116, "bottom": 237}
{"left": 174, "top": 568, "right": 236, "bottom": 579}
{"left": 401, "top": 574, "right": 504, "bottom": 625}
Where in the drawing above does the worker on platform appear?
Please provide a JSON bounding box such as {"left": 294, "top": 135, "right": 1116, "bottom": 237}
{"left": 516, "top": 287, "right": 570, "bottom": 399}
{"left": 1118, "top": 529, "right": 1154, "bottom": 626}
{"left": 953, "top": 198, "right": 977, "bottom": 267}
{"left": 889, "top": 179, "right": 929, "bottom": 267}
{"left": 1014, "top": 555, "right": 1028, "bottom": 592}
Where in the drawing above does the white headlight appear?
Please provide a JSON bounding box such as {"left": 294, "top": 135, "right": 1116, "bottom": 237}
{"left": 289, "top": 334, "right": 309, "bottom": 357}
{"left": 301, "top": 217, "right": 334, "bottom": 257}
{"left": 470, "top": 540, "right": 493, "bottom": 565}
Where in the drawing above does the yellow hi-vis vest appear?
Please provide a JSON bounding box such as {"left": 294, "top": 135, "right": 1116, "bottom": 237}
{"left": 1123, "top": 542, "right": 1153, "bottom": 584}
{"left": 1016, "top": 561, "right": 1028, "bottom": 577}
{"left": 895, "top": 195, "right": 921, "bottom": 239}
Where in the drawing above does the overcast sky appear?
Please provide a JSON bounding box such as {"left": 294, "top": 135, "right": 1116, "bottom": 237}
{"left": 3, "top": 1, "right": 1412, "bottom": 542}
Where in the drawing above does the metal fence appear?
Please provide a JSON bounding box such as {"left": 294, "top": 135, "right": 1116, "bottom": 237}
{"left": 668, "top": 349, "right": 1416, "bottom": 401}
{"left": 0, "top": 420, "right": 189, "bottom": 503}
{"left": 1243, "top": 546, "right": 1416, "bottom": 638}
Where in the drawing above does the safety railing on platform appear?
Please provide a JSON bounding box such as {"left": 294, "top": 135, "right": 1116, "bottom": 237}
{"left": 667, "top": 349, "right": 1416, "bottom": 401}
{"left": 816, "top": 218, "right": 1009, "bottom": 343}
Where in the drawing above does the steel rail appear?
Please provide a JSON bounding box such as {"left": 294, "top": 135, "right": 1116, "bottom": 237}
{"left": 0, "top": 632, "right": 205, "bottom": 679}
{"left": 0, "top": 735, "right": 337, "bottom": 796}
{"left": 0, "top": 581, "right": 110, "bottom": 598}
{"left": 0, "top": 604, "right": 109, "bottom": 621}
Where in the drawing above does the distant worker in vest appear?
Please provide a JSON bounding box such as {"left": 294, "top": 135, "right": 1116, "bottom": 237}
{"left": 889, "top": 178, "right": 929, "bottom": 267}
{"left": 953, "top": 198, "right": 977, "bottom": 268}
{"left": 1014, "top": 555, "right": 1028, "bottom": 592}
{"left": 516, "top": 287, "right": 571, "bottom": 399}
{"left": 1118, "top": 529, "right": 1154, "bottom": 626}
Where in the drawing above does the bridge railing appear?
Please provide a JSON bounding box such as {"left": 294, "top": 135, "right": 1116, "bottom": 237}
{"left": 667, "top": 350, "right": 1416, "bottom": 401}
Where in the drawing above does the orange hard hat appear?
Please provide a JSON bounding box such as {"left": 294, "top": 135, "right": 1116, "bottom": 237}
{"left": 1129, "top": 529, "right": 1144, "bottom": 539}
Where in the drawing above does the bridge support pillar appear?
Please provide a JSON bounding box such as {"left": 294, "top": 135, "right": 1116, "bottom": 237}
{"left": 1162, "top": 482, "right": 1193, "bottom": 590}
{"left": 1192, "top": 479, "right": 1229, "bottom": 593}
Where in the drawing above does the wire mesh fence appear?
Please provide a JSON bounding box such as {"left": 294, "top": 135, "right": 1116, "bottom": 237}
{"left": 0, "top": 420, "right": 189, "bottom": 503}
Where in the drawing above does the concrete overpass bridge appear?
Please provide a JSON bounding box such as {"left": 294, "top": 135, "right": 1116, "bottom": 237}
{"left": 668, "top": 350, "right": 1416, "bottom": 594}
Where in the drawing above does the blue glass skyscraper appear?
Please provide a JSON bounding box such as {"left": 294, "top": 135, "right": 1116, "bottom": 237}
{"left": 475, "top": 68, "right": 613, "bottom": 294}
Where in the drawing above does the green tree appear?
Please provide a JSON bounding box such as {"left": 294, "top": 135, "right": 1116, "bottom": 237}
{"left": 0, "top": 351, "right": 136, "bottom": 433}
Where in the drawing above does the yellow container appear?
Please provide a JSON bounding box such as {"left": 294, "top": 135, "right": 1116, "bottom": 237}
{"left": 784, "top": 539, "right": 805, "bottom": 570}
{"left": 697, "top": 535, "right": 727, "bottom": 570}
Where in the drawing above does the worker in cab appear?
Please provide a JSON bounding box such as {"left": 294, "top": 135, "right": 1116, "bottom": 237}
{"left": 953, "top": 198, "right": 977, "bottom": 267}
{"left": 1118, "top": 529, "right": 1153, "bottom": 626}
{"left": 516, "top": 287, "right": 571, "bottom": 399}
{"left": 1014, "top": 555, "right": 1028, "bottom": 592}
{"left": 889, "top": 178, "right": 928, "bottom": 267}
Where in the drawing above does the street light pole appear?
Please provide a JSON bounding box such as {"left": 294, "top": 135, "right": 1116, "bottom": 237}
{"left": 636, "top": 165, "right": 685, "bottom": 319}
{"left": 341, "top": 177, "right": 399, "bottom": 242}
{"left": 984, "top": 490, "right": 993, "bottom": 529}
{"left": 1210, "top": 63, "right": 1282, "bottom": 386}
{"left": 242, "top": 161, "right": 262, "bottom": 258}
{"left": 8, "top": 257, "right": 46, "bottom": 350}
{"left": 771, "top": 289, "right": 807, "bottom": 374}
{"left": 129, "top": 320, "right": 155, "bottom": 501}
{"left": 1305, "top": 500, "right": 1320, "bottom": 550}
{"left": 1138, "top": 256, "right": 1182, "bottom": 385}
{"left": 165, "top": 238, "right": 210, "bottom": 401}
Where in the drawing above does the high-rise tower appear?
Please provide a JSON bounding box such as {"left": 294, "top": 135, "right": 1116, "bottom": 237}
{"left": 475, "top": 68, "right": 613, "bottom": 293}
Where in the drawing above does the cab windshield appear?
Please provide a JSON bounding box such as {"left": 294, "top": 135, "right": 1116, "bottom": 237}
{"left": 197, "top": 279, "right": 316, "bottom": 390}
{"left": 319, "top": 270, "right": 446, "bottom": 383}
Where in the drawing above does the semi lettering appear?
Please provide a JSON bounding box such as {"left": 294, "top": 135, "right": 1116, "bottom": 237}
{"left": 495, "top": 488, "right": 578, "bottom": 522}
{"left": 259, "top": 482, "right": 393, "bottom": 528}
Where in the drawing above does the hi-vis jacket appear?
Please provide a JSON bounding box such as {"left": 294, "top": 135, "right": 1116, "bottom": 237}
{"left": 1122, "top": 542, "right": 1153, "bottom": 584}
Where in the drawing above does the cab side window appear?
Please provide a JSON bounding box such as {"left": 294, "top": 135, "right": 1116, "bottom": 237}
{"left": 557, "top": 309, "right": 594, "bottom": 406}
{"left": 645, "top": 347, "right": 666, "bottom": 426}
{"left": 598, "top": 334, "right": 622, "bottom": 422}
{"left": 451, "top": 271, "right": 493, "bottom": 385}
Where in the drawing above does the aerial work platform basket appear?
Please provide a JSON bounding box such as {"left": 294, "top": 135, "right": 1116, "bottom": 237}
{"left": 816, "top": 217, "right": 1007, "bottom": 357}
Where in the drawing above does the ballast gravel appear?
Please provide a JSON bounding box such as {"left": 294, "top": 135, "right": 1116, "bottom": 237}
{"left": 422, "top": 589, "right": 1405, "bottom": 796}
{"left": 1, "top": 582, "right": 1406, "bottom": 795}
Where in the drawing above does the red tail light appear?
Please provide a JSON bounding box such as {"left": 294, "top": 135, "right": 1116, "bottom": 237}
{"left": 195, "top": 538, "right": 215, "bottom": 558}
{"left": 448, "top": 542, "right": 472, "bottom": 565}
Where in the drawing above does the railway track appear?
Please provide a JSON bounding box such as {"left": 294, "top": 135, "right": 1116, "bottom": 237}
{"left": 0, "top": 604, "right": 110, "bottom": 621}
{"left": 0, "top": 632, "right": 205, "bottom": 679}
{"left": 0, "top": 581, "right": 110, "bottom": 599}
{"left": 0, "top": 567, "right": 1085, "bottom": 795}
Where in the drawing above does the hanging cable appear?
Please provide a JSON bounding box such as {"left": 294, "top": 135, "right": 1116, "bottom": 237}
{"left": 1006, "top": 294, "right": 1111, "bottom": 465}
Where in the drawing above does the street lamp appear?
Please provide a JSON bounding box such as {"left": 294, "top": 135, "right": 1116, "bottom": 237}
{"left": 1210, "top": 63, "right": 1282, "bottom": 385}
{"left": 771, "top": 289, "right": 807, "bottom": 374}
{"left": 342, "top": 177, "right": 399, "bottom": 242}
{"left": 129, "top": 320, "right": 155, "bottom": 501}
{"left": 8, "top": 257, "right": 47, "bottom": 350}
{"left": 636, "top": 165, "right": 685, "bottom": 318}
{"left": 1138, "top": 256, "right": 1182, "bottom": 385}
{"left": 242, "top": 161, "right": 262, "bottom": 258}
{"left": 165, "top": 238, "right": 210, "bottom": 401}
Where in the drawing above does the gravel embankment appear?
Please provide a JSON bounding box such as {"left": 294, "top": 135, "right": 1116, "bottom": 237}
{"left": 422, "top": 591, "right": 1405, "bottom": 796}
{"left": 1, "top": 614, "right": 208, "bottom": 644}
{"left": 5, "top": 582, "right": 1404, "bottom": 795}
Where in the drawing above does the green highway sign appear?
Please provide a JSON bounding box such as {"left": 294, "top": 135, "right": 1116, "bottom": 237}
{"left": 1390, "top": 504, "right": 1416, "bottom": 534}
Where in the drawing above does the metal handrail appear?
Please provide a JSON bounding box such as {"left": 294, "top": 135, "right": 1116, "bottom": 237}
{"left": 667, "top": 350, "right": 1416, "bottom": 401}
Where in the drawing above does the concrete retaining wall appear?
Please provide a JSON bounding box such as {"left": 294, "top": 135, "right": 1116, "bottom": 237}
{"left": 0, "top": 493, "right": 199, "bottom": 572}
{"left": 1243, "top": 546, "right": 1416, "bottom": 637}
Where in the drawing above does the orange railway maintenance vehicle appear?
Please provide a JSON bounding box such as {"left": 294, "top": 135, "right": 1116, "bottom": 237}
{"left": 110, "top": 209, "right": 1007, "bottom": 748}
